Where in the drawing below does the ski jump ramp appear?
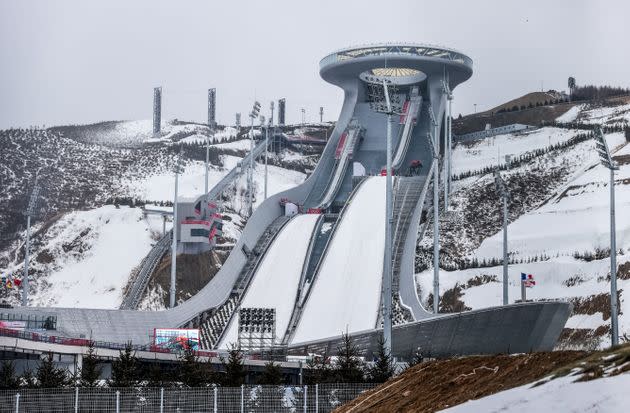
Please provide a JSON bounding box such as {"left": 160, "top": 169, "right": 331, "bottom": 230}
{"left": 3, "top": 44, "right": 571, "bottom": 358}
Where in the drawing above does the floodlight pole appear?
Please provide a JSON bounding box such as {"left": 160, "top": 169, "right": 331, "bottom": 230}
{"left": 382, "top": 81, "right": 393, "bottom": 355}
{"left": 22, "top": 214, "right": 31, "bottom": 306}
{"left": 447, "top": 93, "right": 453, "bottom": 203}
{"left": 593, "top": 125, "right": 619, "bottom": 347}
{"left": 22, "top": 177, "right": 40, "bottom": 306}
{"left": 433, "top": 122, "right": 440, "bottom": 314}
{"left": 205, "top": 134, "right": 210, "bottom": 195}
{"left": 248, "top": 115, "right": 255, "bottom": 216}
{"left": 609, "top": 166, "right": 618, "bottom": 346}
{"left": 264, "top": 124, "right": 268, "bottom": 200}
{"left": 502, "top": 189, "right": 508, "bottom": 305}
{"left": 170, "top": 150, "right": 181, "bottom": 308}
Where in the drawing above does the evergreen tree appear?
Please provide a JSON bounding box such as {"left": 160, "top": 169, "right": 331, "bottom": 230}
{"left": 366, "top": 336, "right": 395, "bottom": 383}
{"left": 305, "top": 354, "right": 333, "bottom": 384}
{"left": 110, "top": 342, "right": 138, "bottom": 387}
{"left": 178, "top": 347, "right": 206, "bottom": 387}
{"left": 257, "top": 361, "right": 283, "bottom": 385}
{"left": 20, "top": 369, "right": 37, "bottom": 388}
{"left": 0, "top": 361, "right": 19, "bottom": 389}
{"left": 406, "top": 348, "right": 424, "bottom": 369}
{"left": 80, "top": 341, "right": 102, "bottom": 387}
{"left": 146, "top": 363, "right": 171, "bottom": 388}
{"left": 333, "top": 333, "right": 365, "bottom": 383}
{"left": 221, "top": 345, "right": 246, "bottom": 386}
{"left": 36, "top": 353, "right": 68, "bottom": 388}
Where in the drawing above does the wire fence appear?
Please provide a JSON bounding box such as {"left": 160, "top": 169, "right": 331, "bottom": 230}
{"left": 0, "top": 383, "right": 377, "bottom": 412}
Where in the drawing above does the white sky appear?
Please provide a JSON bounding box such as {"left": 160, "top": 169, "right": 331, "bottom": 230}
{"left": 1, "top": 0, "right": 629, "bottom": 128}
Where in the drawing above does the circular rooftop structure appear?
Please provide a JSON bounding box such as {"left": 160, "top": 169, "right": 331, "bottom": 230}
{"left": 320, "top": 43, "right": 473, "bottom": 88}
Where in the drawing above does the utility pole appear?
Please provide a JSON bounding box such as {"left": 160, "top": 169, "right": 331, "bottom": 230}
{"left": 319, "top": 106, "right": 324, "bottom": 123}
{"left": 382, "top": 81, "right": 394, "bottom": 355}
{"left": 22, "top": 176, "right": 41, "bottom": 306}
{"left": 301, "top": 108, "right": 305, "bottom": 125}
{"left": 593, "top": 125, "right": 619, "bottom": 346}
{"left": 170, "top": 148, "right": 182, "bottom": 308}
{"left": 494, "top": 169, "right": 510, "bottom": 305}
{"left": 248, "top": 101, "right": 261, "bottom": 216}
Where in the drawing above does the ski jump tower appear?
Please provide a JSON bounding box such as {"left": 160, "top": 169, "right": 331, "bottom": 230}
{"left": 1, "top": 44, "right": 571, "bottom": 360}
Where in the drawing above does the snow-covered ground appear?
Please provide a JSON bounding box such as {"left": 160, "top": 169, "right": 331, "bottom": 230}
{"left": 452, "top": 127, "right": 582, "bottom": 175}
{"left": 218, "top": 214, "right": 320, "bottom": 348}
{"left": 124, "top": 154, "right": 305, "bottom": 204}
{"left": 16, "top": 206, "right": 168, "bottom": 308}
{"left": 441, "top": 373, "right": 630, "bottom": 413}
{"left": 475, "top": 133, "right": 629, "bottom": 260}
{"left": 293, "top": 177, "right": 386, "bottom": 344}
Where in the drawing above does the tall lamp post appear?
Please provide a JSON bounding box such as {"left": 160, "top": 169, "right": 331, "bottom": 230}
{"left": 170, "top": 148, "right": 183, "bottom": 308}
{"left": 442, "top": 75, "right": 453, "bottom": 210}
{"left": 382, "top": 81, "right": 395, "bottom": 355}
{"left": 494, "top": 169, "right": 510, "bottom": 305}
{"left": 593, "top": 125, "right": 619, "bottom": 346}
{"left": 22, "top": 176, "right": 41, "bottom": 306}
{"left": 248, "top": 101, "right": 261, "bottom": 216}
{"left": 426, "top": 105, "right": 440, "bottom": 314}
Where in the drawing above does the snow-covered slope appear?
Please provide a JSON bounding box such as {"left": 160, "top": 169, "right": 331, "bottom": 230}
{"left": 293, "top": 177, "right": 386, "bottom": 344}
{"left": 417, "top": 102, "right": 630, "bottom": 349}
{"left": 1, "top": 205, "right": 166, "bottom": 308}
{"left": 218, "top": 214, "right": 320, "bottom": 348}
{"left": 0, "top": 121, "right": 317, "bottom": 309}
{"left": 442, "top": 373, "right": 630, "bottom": 413}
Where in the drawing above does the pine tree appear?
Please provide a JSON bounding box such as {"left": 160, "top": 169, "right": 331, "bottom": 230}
{"left": 305, "top": 354, "right": 333, "bottom": 384}
{"left": 333, "top": 333, "right": 365, "bottom": 383}
{"left": 110, "top": 342, "right": 138, "bottom": 388}
{"left": 366, "top": 336, "right": 395, "bottom": 383}
{"left": 0, "top": 361, "right": 19, "bottom": 389}
{"left": 257, "top": 361, "right": 283, "bottom": 385}
{"left": 36, "top": 353, "right": 68, "bottom": 388}
{"left": 20, "top": 369, "right": 37, "bottom": 388}
{"left": 178, "top": 347, "right": 206, "bottom": 387}
{"left": 406, "top": 348, "right": 424, "bottom": 369}
{"left": 221, "top": 345, "right": 246, "bottom": 387}
{"left": 80, "top": 341, "right": 102, "bottom": 387}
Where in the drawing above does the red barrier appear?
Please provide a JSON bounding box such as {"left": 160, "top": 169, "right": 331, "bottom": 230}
{"left": 335, "top": 133, "right": 348, "bottom": 159}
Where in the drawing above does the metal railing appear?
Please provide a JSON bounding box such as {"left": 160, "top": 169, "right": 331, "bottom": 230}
{"left": 0, "top": 384, "right": 377, "bottom": 412}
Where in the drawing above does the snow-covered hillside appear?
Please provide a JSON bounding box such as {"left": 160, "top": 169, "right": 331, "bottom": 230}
{"left": 0, "top": 122, "right": 320, "bottom": 308}
{"left": 417, "top": 102, "right": 630, "bottom": 349}
{"left": 442, "top": 345, "right": 630, "bottom": 413}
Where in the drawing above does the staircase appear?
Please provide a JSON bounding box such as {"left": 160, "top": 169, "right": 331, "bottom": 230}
{"left": 120, "top": 232, "right": 171, "bottom": 310}
{"left": 199, "top": 295, "right": 238, "bottom": 349}
{"left": 388, "top": 176, "right": 425, "bottom": 324}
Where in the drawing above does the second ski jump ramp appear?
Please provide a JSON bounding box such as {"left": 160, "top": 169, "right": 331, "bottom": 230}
{"left": 293, "top": 177, "right": 386, "bottom": 343}
{"left": 218, "top": 214, "right": 320, "bottom": 348}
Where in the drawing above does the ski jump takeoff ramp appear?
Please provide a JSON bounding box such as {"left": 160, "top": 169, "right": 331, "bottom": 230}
{"left": 3, "top": 44, "right": 571, "bottom": 359}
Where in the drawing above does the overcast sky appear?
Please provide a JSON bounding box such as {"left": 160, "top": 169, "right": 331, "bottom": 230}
{"left": 1, "top": 0, "right": 629, "bottom": 129}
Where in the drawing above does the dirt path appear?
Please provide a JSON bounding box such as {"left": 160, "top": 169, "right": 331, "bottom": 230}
{"left": 335, "top": 351, "right": 587, "bottom": 413}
